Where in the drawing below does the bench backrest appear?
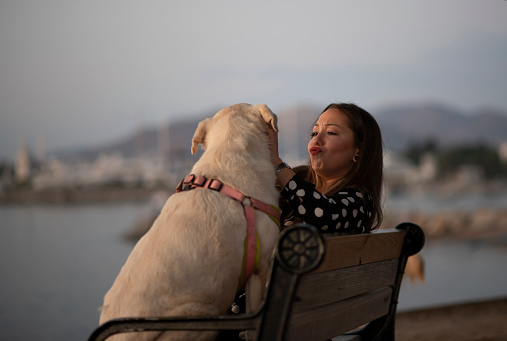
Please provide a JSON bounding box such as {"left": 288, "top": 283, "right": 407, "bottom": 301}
{"left": 257, "top": 223, "right": 424, "bottom": 341}
{"left": 88, "top": 223, "right": 425, "bottom": 341}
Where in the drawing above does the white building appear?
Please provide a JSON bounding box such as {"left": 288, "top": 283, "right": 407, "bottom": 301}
{"left": 499, "top": 142, "right": 507, "bottom": 163}
{"left": 15, "top": 140, "right": 30, "bottom": 183}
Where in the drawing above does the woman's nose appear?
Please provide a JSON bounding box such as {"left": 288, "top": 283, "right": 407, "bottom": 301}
{"left": 312, "top": 131, "right": 323, "bottom": 144}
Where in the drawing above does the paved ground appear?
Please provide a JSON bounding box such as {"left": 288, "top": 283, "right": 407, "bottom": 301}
{"left": 395, "top": 297, "right": 507, "bottom": 341}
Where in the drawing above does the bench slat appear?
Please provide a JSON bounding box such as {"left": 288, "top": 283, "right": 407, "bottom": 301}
{"left": 286, "top": 287, "right": 393, "bottom": 341}
{"left": 292, "top": 258, "right": 399, "bottom": 314}
{"left": 314, "top": 229, "right": 405, "bottom": 273}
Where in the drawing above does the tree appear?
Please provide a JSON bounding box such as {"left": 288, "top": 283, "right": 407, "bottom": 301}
{"left": 403, "top": 138, "right": 439, "bottom": 165}
{"left": 437, "top": 144, "right": 506, "bottom": 179}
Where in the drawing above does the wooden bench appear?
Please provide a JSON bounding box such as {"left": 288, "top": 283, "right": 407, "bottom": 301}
{"left": 89, "top": 222, "right": 425, "bottom": 341}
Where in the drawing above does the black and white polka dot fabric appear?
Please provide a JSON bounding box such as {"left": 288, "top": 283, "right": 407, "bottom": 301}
{"left": 280, "top": 175, "right": 373, "bottom": 233}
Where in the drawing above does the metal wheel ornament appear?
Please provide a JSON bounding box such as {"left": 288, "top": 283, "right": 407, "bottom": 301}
{"left": 276, "top": 224, "right": 325, "bottom": 274}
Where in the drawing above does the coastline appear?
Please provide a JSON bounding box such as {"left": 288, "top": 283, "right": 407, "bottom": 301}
{"left": 0, "top": 187, "right": 167, "bottom": 205}
{"left": 4, "top": 187, "right": 507, "bottom": 240}
{"left": 396, "top": 297, "right": 507, "bottom": 341}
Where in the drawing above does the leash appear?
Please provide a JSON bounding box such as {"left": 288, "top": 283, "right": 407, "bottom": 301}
{"left": 176, "top": 174, "right": 281, "bottom": 290}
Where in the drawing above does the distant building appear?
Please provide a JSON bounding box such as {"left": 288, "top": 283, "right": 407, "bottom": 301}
{"left": 15, "top": 140, "right": 30, "bottom": 183}
{"left": 418, "top": 153, "right": 437, "bottom": 182}
{"left": 499, "top": 142, "right": 507, "bottom": 163}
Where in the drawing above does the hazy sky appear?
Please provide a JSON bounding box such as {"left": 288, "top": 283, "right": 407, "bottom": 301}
{"left": 1, "top": 0, "right": 506, "bottom": 162}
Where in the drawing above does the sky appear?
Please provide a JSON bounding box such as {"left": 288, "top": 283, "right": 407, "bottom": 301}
{"left": 1, "top": 0, "right": 507, "bottom": 162}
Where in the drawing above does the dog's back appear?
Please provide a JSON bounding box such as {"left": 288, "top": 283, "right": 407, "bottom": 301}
{"left": 99, "top": 104, "right": 280, "bottom": 340}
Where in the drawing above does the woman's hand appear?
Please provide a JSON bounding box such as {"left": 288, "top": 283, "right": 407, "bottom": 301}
{"left": 267, "top": 125, "right": 294, "bottom": 189}
{"left": 267, "top": 126, "right": 283, "bottom": 166}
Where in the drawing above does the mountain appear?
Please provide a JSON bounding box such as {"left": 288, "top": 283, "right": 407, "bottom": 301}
{"left": 375, "top": 102, "right": 507, "bottom": 151}
{"left": 56, "top": 102, "right": 507, "bottom": 162}
{"left": 279, "top": 102, "right": 507, "bottom": 158}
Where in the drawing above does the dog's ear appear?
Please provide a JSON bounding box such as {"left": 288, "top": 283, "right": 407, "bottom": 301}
{"left": 191, "top": 118, "right": 210, "bottom": 154}
{"left": 257, "top": 104, "right": 279, "bottom": 132}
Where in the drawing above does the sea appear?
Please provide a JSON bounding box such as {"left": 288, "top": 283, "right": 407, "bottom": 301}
{"left": 1, "top": 196, "right": 507, "bottom": 341}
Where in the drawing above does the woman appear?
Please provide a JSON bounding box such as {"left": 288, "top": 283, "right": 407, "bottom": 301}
{"left": 268, "top": 102, "right": 383, "bottom": 232}
{"left": 218, "top": 103, "right": 384, "bottom": 340}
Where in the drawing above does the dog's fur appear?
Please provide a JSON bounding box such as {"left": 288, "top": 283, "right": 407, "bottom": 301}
{"left": 99, "top": 103, "right": 280, "bottom": 340}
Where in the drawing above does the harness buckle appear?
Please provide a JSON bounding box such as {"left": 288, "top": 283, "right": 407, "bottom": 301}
{"left": 242, "top": 197, "right": 252, "bottom": 207}
{"left": 209, "top": 179, "right": 223, "bottom": 191}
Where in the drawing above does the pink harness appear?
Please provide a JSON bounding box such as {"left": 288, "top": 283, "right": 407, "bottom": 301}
{"left": 176, "top": 174, "right": 280, "bottom": 290}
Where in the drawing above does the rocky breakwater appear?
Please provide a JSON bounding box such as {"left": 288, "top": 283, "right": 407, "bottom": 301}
{"left": 383, "top": 207, "right": 507, "bottom": 240}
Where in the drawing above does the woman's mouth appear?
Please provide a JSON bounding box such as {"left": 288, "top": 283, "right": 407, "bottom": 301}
{"left": 309, "top": 147, "right": 322, "bottom": 155}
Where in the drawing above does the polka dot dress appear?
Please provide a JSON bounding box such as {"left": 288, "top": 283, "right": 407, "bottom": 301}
{"left": 281, "top": 175, "right": 373, "bottom": 233}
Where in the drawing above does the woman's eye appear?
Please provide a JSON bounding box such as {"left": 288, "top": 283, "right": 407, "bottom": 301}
{"left": 310, "top": 132, "right": 318, "bottom": 137}
{"left": 327, "top": 131, "right": 338, "bottom": 135}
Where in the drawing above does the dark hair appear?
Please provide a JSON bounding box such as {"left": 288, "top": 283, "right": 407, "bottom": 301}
{"left": 305, "top": 103, "right": 384, "bottom": 230}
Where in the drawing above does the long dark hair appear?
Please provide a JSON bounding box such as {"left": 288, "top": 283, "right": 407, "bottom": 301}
{"left": 305, "top": 103, "right": 384, "bottom": 230}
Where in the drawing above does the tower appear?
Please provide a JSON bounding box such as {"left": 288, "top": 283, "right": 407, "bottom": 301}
{"left": 15, "top": 139, "right": 30, "bottom": 183}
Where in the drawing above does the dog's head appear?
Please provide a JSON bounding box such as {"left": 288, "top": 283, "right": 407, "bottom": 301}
{"left": 191, "top": 103, "right": 278, "bottom": 154}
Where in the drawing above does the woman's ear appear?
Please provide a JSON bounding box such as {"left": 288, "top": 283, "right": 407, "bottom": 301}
{"left": 353, "top": 149, "right": 360, "bottom": 163}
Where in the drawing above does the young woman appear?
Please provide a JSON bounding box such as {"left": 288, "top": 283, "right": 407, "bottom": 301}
{"left": 268, "top": 102, "right": 384, "bottom": 232}
{"left": 218, "top": 103, "right": 384, "bottom": 340}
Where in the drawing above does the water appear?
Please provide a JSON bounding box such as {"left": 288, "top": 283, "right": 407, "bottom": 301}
{"left": 1, "top": 203, "right": 507, "bottom": 340}
{"left": 0, "top": 204, "right": 145, "bottom": 341}
{"left": 398, "top": 236, "right": 507, "bottom": 311}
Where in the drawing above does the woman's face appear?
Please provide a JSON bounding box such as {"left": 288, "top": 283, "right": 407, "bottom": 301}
{"left": 308, "top": 108, "right": 359, "bottom": 181}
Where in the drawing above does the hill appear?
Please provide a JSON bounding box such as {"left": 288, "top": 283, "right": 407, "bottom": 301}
{"left": 376, "top": 102, "right": 507, "bottom": 150}
{"left": 55, "top": 102, "right": 507, "bottom": 162}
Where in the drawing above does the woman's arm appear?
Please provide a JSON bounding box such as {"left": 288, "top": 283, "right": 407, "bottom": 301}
{"left": 267, "top": 126, "right": 295, "bottom": 189}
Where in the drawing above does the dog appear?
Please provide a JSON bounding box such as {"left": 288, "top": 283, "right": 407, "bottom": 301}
{"left": 405, "top": 254, "right": 425, "bottom": 285}
{"left": 99, "top": 103, "right": 281, "bottom": 340}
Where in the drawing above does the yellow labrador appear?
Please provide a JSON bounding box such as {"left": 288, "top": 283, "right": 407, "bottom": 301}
{"left": 99, "top": 103, "right": 280, "bottom": 340}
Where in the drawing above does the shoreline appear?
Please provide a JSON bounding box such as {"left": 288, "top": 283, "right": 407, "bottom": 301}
{"left": 2, "top": 187, "right": 507, "bottom": 239}
{"left": 396, "top": 297, "right": 507, "bottom": 341}
{"left": 0, "top": 187, "right": 169, "bottom": 205}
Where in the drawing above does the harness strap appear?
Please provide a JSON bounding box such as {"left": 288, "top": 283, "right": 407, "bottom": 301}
{"left": 240, "top": 204, "right": 258, "bottom": 290}
{"left": 176, "top": 174, "right": 281, "bottom": 290}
